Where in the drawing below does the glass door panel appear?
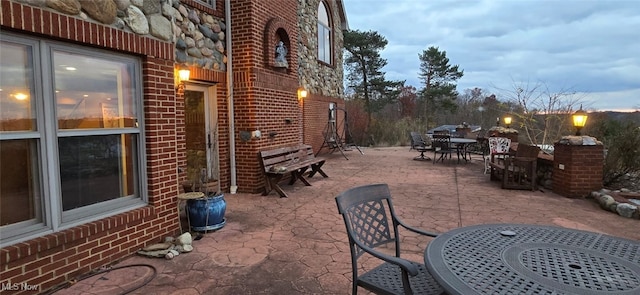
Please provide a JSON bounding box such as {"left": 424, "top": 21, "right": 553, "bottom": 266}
{"left": 184, "top": 85, "right": 219, "bottom": 194}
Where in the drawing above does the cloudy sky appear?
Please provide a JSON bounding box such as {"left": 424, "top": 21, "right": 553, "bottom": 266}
{"left": 342, "top": 0, "right": 640, "bottom": 112}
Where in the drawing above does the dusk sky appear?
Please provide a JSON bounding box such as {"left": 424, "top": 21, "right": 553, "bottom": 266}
{"left": 342, "top": 0, "right": 640, "bottom": 112}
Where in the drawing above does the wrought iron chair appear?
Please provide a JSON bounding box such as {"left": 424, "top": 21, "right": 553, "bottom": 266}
{"left": 335, "top": 184, "right": 444, "bottom": 295}
{"left": 409, "top": 132, "right": 431, "bottom": 161}
{"left": 487, "top": 137, "right": 511, "bottom": 174}
{"left": 432, "top": 134, "right": 457, "bottom": 164}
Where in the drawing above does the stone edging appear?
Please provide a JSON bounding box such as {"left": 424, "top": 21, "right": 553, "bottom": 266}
{"left": 589, "top": 189, "right": 640, "bottom": 219}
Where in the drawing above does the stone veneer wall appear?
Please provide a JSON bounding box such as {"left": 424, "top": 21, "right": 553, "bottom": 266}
{"left": 11, "top": 0, "right": 228, "bottom": 70}
{"left": 297, "top": 0, "right": 344, "bottom": 98}
{"left": 297, "top": 0, "right": 346, "bottom": 150}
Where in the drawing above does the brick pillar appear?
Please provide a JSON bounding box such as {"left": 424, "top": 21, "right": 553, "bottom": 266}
{"left": 552, "top": 143, "right": 604, "bottom": 198}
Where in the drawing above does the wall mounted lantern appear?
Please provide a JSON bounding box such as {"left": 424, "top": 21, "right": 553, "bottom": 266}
{"left": 297, "top": 87, "right": 308, "bottom": 101}
{"left": 572, "top": 105, "right": 588, "bottom": 136}
{"left": 503, "top": 116, "right": 512, "bottom": 128}
{"left": 175, "top": 65, "right": 191, "bottom": 90}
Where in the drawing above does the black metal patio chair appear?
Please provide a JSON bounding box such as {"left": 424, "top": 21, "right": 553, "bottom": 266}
{"left": 409, "top": 132, "right": 431, "bottom": 161}
{"left": 431, "top": 134, "right": 457, "bottom": 164}
{"left": 335, "top": 184, "right": 444, "bottom": 295}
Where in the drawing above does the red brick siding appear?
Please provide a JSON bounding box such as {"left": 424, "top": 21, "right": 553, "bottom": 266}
{"left": 0, "top": 1, "right": 181, "bottom": 294}
{"left": 230, "top": 0, "right": 304, "bottom": 193}
{"left": 552, "top": 144, "right": 604, "bottom": 198}
{"left": 303, "top": 94, "right": 346, "bottom": 152}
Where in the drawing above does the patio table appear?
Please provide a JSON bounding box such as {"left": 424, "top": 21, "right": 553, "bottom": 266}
{"left": 450, "top": 138, "right": 477, "bottom": 161}
{"left": 424, "top": 223, "right": 640, "bottom": 295}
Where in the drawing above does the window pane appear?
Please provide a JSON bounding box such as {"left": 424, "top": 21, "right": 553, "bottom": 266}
{"left": 53, "top": 51, "right": 137, "bottom": 129}
{"left": 0, "top": 40, "right": 36, "bottom": 131}
{"left": 59, "top": 134, "right": 138, "bottom": 211}
{"left": 318, "top": 2, "right": 329, "bottom": 25}
{"left": 318, "top": 25, "right": 331, "bottom": 63}
{"left": 0, "top": 139, "right": 43, "bottom": 226}
{"left": 323, "top": 29, "right": 331, "bottom": 63}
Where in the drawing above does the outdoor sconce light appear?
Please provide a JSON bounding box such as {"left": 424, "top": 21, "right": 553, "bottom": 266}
{"left": 503, "top": 116, "right": 512, "bottom": 128}
{"left": 496, "top": 117, "right": 500, "bottom": 127}
{"left": 297, "top": 87, "right": 308, "bottom": 101}
{"left": 572, "top": 105, "right": 588, "bottom": 136}
{"left": 175, "top": 65, "right": 191, "bottom": 90}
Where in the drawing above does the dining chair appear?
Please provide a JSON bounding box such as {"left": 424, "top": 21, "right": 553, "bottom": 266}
{"left": 335, "top": 184, "right": 444, "bottom": 295}
{"left": 432, "top": 134, "right": 457, "bottom": 164}
{"left": 486, "top": 137, "right": 511, "bottom": 173}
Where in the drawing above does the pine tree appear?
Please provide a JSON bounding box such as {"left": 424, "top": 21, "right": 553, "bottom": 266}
{"left": 418, "top": 46, "right": 464, "bottom": 125}
{"left": 344, "top": 29, "right": 402, "bottom": 130}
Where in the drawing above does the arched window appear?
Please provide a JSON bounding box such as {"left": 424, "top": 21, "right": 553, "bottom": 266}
{"left": 317, "top": 1, "right": 332, "bottom": 64}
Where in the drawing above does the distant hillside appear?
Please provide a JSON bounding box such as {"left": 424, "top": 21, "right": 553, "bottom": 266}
{"left": 591, "top": 111, "right": 640, "bottom": 125}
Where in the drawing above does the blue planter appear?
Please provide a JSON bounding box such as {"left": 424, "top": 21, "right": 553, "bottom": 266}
{"left": 187, "top": 193, "right": 226, "bottom": 231}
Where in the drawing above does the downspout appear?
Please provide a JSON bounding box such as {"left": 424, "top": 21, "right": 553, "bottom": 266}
{"left": 225, "top": 0, "right": 237, "bottom": 194}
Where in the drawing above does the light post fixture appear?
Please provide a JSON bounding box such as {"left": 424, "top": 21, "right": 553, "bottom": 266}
{"left": 297, "top": 87, "right": 308, "bottom": 101}
{"left": 174, "top": 64, "right": 191, "bottom": 90}
{"left": 572, "top": 105, "right": 588, "bottom": 136}
{"left": 503, "top": 115, "right": 512, "bottom": 128}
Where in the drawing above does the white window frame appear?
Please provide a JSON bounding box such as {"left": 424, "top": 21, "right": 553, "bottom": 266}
{"left": 0, "top": 32, "right": 147, "bottom": 247}
{"left": 195, "top": 0, "right": 216, "bottom": 9}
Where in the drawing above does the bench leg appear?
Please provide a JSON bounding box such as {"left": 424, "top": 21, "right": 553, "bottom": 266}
{"left": 263, "top": 174, "right": 288, "bottom": 198}
{"left": 308, "top": 161, "right": 328, "bottom": 178}
{"left": 291, "top": 167, "right": 311, "bottom": 186}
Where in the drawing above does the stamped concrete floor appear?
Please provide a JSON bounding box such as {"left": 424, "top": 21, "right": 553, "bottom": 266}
{"left": 53, "top": 147, "right": 639, "bottom": 295}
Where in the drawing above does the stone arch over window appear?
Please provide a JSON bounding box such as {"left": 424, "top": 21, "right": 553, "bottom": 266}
{"left": 317, "top": 0, "right": 333, "bottom": 65}
{"left": 264, "top": 17, "right": 292, "bottom": 70}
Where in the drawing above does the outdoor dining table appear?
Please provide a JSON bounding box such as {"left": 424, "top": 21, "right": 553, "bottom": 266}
{"left": 449, "top": 138, "right": 477, "bottom": 161}
{"left": 424, "top": 223, "right": 640, "bottom": 295}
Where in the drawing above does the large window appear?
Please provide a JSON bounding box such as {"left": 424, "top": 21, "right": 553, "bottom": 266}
{"left": 0, "top": 33, "right": 146, "bottom": 246}
{"left": 318, "top": 1, "right": 332, "bottom": 64}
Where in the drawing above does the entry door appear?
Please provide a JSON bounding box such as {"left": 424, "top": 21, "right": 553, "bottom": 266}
{"left": 184, "top": 84, "right": 220, "bottom": 193}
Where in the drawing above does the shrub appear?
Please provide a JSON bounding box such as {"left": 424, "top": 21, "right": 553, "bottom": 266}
{"left": 591, "top": 119, "right": 640, "bottom": 186}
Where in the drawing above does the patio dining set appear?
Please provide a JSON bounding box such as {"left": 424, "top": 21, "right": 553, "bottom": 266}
{"left": 410, "top": 131, "right": 540, "bottom": 191}
{"left": 336, "top": 183, "right": 640, "bottom": 295}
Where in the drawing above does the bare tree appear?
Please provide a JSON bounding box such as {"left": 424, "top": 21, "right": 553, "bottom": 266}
{"left": 496, "top": 79, "right": 585, "bottom": 147}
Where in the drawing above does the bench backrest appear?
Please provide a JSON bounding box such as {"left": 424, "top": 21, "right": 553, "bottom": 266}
{"left": 259, "top": 144, "right": 315, "bottom": 171}
{"left": 515, "top": 144, "right": 541, "bottom": 158}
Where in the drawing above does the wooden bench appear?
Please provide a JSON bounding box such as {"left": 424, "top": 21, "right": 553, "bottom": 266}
{"left": 489, "top": 144, "right": 540, "bottom": 191}
{"left": 259, "top": 144, "right": 328, "bottom": 198}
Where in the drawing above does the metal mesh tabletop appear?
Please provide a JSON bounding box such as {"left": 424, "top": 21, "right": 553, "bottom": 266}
{"left": 424, "top": 224, "right": 640, "bottom": 295}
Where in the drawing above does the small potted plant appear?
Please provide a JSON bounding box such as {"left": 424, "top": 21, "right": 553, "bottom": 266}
{"left": 181, "top": 150, "right": 226, "bottom": 231}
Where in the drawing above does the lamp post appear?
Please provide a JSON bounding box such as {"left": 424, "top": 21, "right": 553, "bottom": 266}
{"left": 572, "top": 105, "right": 588, "bottom": 136}
{"left": 503, "top": 116, "right": 512, "bottom": 129}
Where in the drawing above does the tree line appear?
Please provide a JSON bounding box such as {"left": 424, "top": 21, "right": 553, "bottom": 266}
{"left": 342, "top": 29, "right": 640, "bottom": 187}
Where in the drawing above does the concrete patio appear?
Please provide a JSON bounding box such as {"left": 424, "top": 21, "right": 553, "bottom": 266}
{"left": 53, "top": 147, "right": 639, "bottom": 295}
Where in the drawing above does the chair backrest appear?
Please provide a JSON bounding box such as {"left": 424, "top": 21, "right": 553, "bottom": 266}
{"left": 432, "top": 134, "right": 452, "bottom": 151}
{"left": 336, "top": 184, "right": 399, "bottom": 259}
{"left": 515, "top": 144, "right": 541, "bottom": 158}
{"left": 488, "top": 137, "right": 511, "bottom": 155}
{"left": 410, "top": 131, "right": 425, "bottom": 148}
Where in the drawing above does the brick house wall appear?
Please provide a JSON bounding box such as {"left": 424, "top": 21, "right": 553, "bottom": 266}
{"left": 230, "top": 0, "right": 346, "bottom": 193}
{"left": 0, "top": 2, "right": 183, "bottom": 293}
{"left": 553, "top": 144, "right": 604, "bottom": 198}
{"left": 0, "top": 0, "right": 346, "bottom": 293}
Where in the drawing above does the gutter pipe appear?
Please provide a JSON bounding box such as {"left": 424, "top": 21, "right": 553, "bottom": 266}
{"left": 225, "top": 0, "right": 237, "bottom": 193}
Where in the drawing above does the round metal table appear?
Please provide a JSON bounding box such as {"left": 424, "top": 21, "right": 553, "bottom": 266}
{"left": 424, "top": 224, "right": 640, "bottom": 294}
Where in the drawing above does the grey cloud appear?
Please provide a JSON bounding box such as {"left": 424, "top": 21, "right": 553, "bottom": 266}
{"left": 344, "top": 0, "right": 640, "bottom": 111}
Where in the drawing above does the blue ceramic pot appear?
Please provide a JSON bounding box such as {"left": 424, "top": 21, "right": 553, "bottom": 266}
{"left": 186, "top": 193, "right": 226, "bottom": 231}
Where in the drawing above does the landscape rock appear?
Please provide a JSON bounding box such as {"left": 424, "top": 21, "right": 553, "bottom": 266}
{"left": 616, "top": 203, "right": 639, "bottom": 219}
